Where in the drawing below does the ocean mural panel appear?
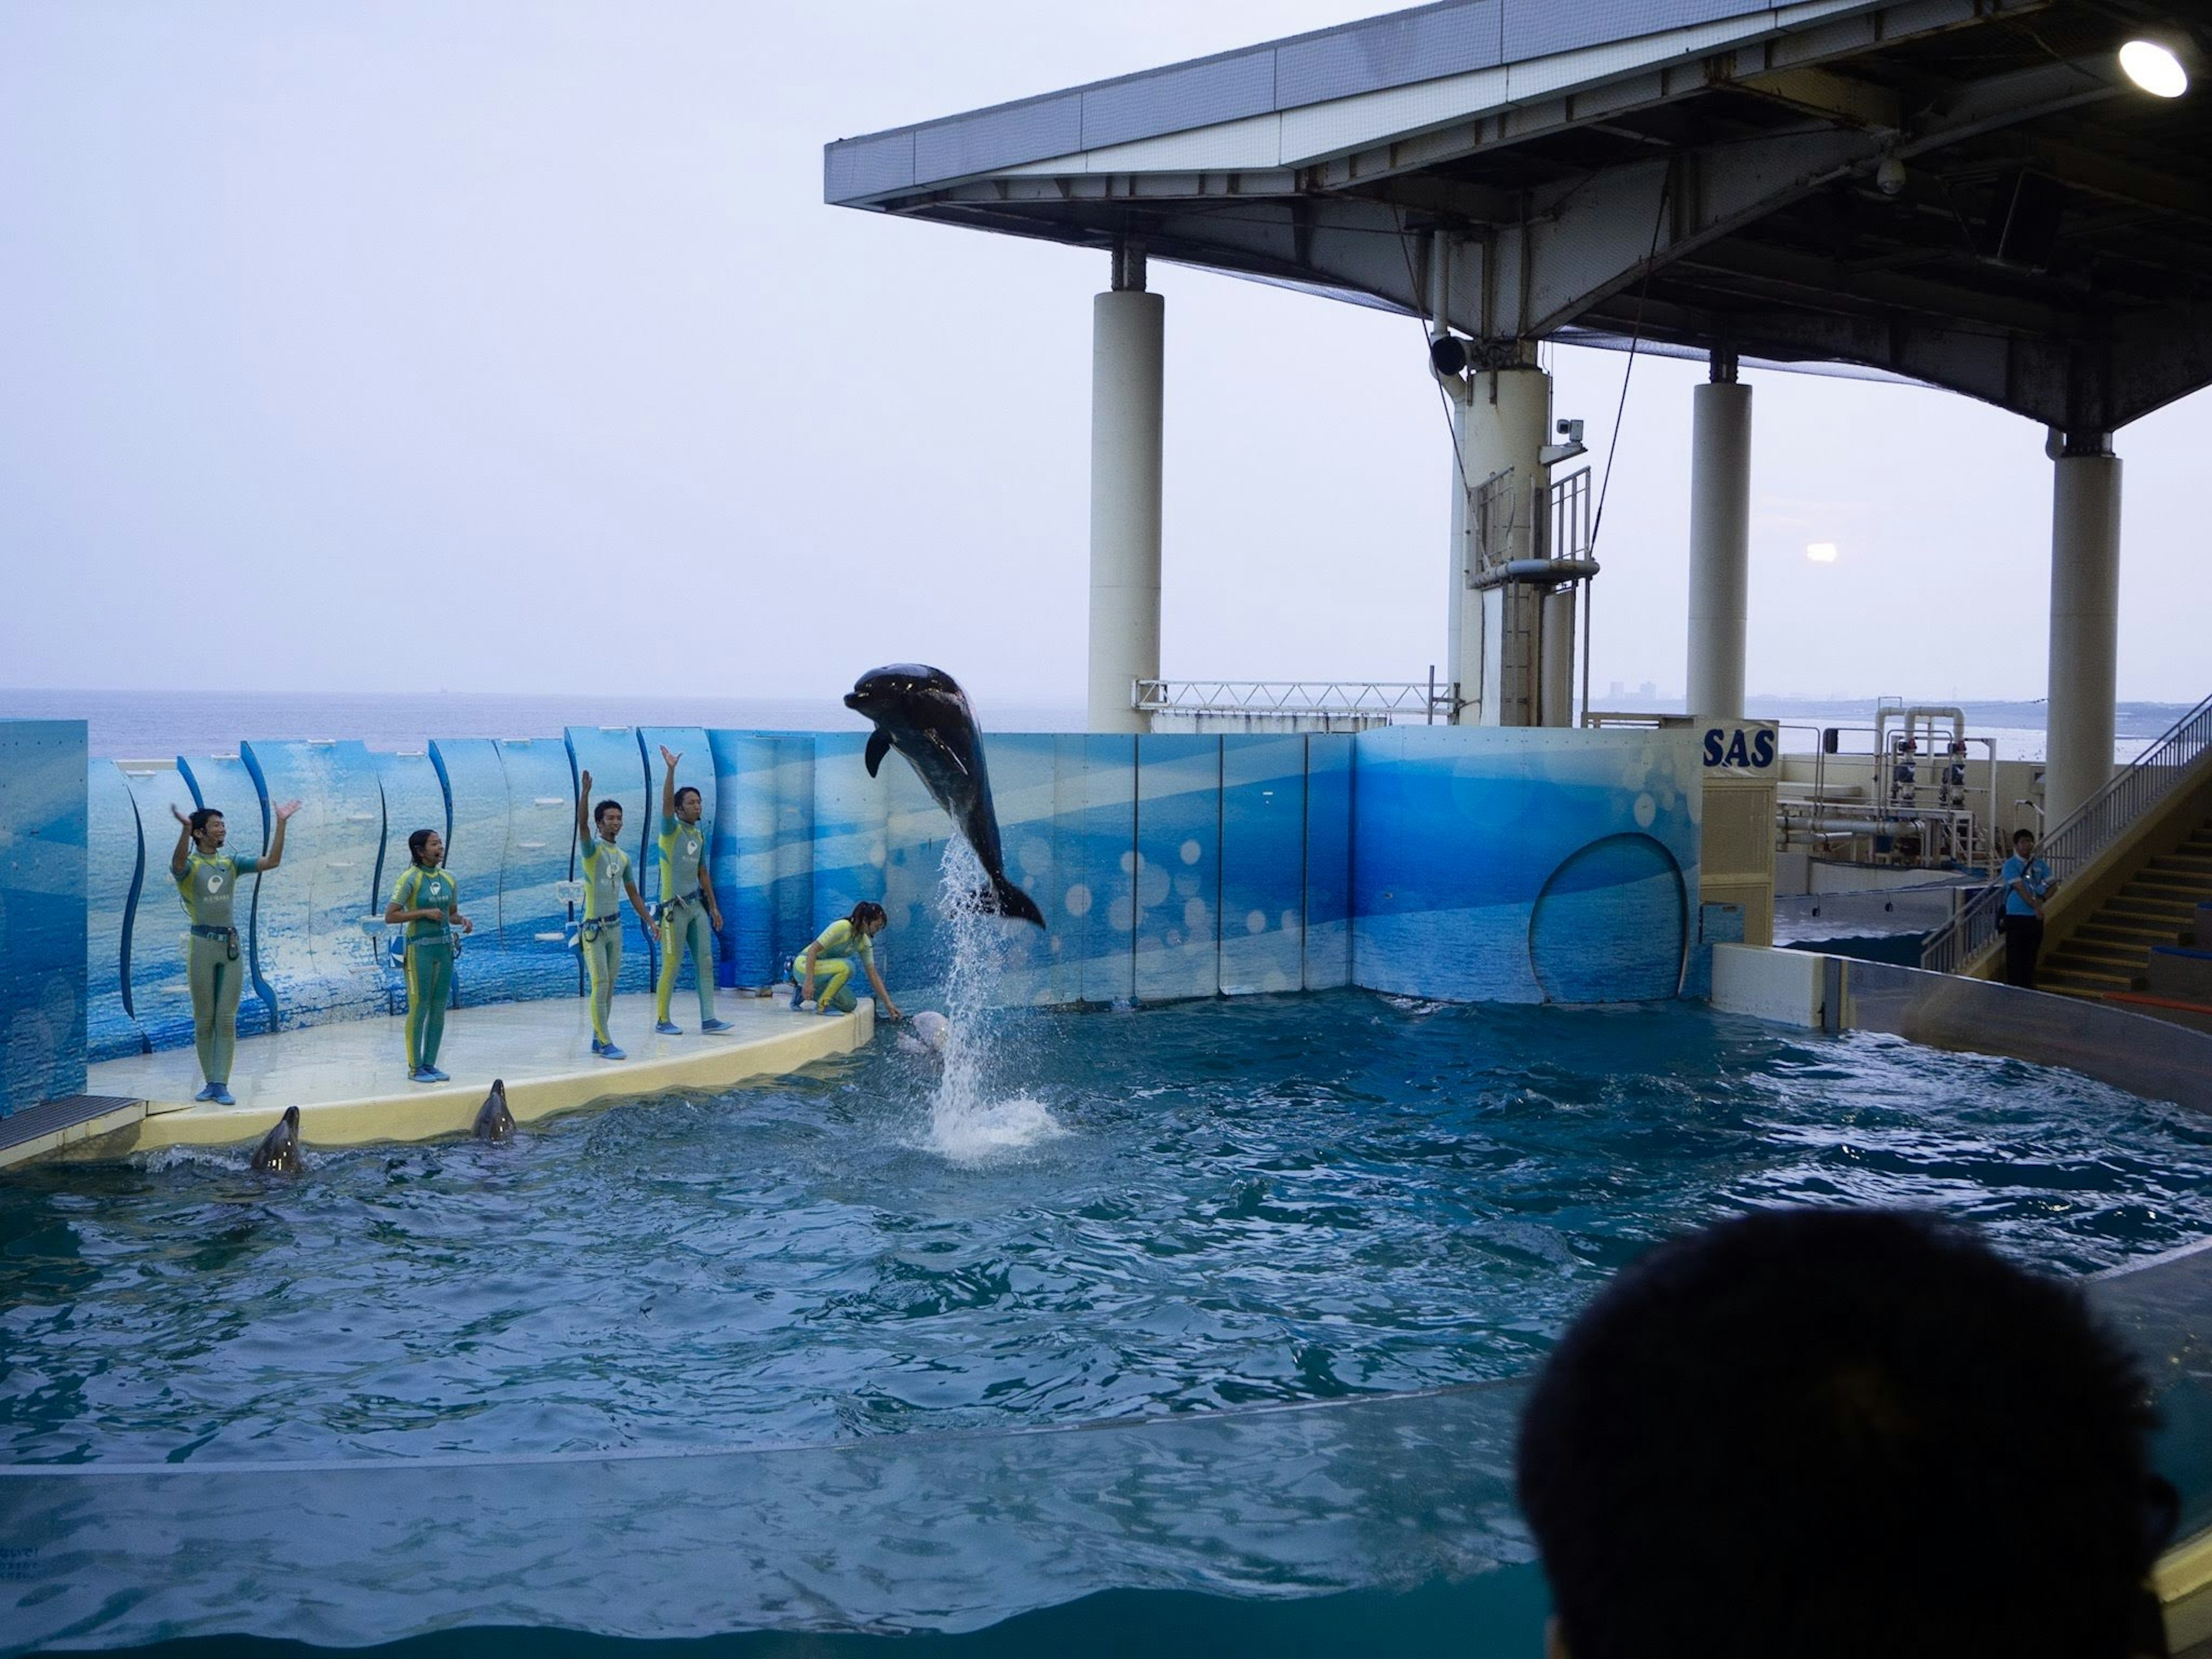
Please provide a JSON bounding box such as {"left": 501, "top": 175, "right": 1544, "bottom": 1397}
{"left": 1351, "top": 726, "right": 1701, "bottom": 1004}
{"left": 240, "top": 740, "right": 388, "bottom": 1031}
{"left": 86, "top": 759, "right": 148, "bottom": 1062}
{"left": 0, "top": 723, "right": 88, "bottom": 1112}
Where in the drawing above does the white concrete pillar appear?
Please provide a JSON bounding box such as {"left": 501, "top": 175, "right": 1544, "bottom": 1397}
{"left": 1088, "top": 278, "right": 1165, "bottom": 734}
{"left": 2045, "top": 438, "right": 2122, "bottom": 827}
{"left": 1448, "top": 361, "right": 1551, "bottom": 725}
{"left": 1686, "top": 373, "right": 1752, "bottom": 721}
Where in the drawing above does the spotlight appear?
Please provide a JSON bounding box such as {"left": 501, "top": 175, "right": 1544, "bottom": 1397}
{"left": 2119, "top": 39, "right": 2188, "bottom": 98}
{"left": 1429, "top": 334, "right": 1469, "bottom": 377}
{"left": 1875, "top": 156, "right": 1907, "bottom": 196}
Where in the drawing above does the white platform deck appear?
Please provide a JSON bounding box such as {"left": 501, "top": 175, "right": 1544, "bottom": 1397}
{"left": 58, "top": 991, "right": 873, "bottom": 1160}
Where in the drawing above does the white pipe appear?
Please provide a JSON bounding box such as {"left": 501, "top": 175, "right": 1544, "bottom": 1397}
{"left": 1088, "top": 288, "right": 1165, "bottom": 735}
{"left": 1686, "top": 379, "right": 1752, "bottom": 719}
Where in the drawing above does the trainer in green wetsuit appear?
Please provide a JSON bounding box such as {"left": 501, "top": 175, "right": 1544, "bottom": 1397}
{"left": 168, "top": 798, "right": 300, "bottom": 1105}
{"left": 791, "top": 900, "right": 903, "bottom": 1021}
{"left": 652, "top": 745, "right": 732, "bottom": 1036}
{"left": 574, "top": 770, "right": 653, "bottom": 1060}
{"left": 384, "top": 828, "right": 474, "bottom": 1084}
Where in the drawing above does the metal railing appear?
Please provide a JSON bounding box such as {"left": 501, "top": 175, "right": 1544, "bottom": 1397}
{"left": 1919, "top": 691, "right": 2212, "bottom": 975}
{"left": 1134, "top": 678, "right": 1456, "bottom": 723}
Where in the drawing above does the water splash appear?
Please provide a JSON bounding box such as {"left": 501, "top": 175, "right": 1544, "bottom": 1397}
{"left": 925, "top": 839, "right": 1063, "bottom": 1163}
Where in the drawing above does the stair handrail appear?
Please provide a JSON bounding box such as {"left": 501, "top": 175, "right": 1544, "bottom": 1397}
{"left": 1920, "top": 692, "right": 2212, "bottom": 975}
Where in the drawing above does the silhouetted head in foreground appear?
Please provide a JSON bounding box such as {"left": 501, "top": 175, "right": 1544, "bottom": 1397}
{"left": 1516, "top": 1208, "right": 2172, "bottom": 1659}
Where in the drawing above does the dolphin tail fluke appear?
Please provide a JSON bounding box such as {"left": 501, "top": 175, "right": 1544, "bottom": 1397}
{"left": 977, "top": 876, "right": 1047, "bottom": 929}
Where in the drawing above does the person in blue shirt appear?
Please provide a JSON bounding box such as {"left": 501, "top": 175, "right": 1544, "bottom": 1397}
{"left": 2000, "top": 827, "right": 2057, "bottom": 989}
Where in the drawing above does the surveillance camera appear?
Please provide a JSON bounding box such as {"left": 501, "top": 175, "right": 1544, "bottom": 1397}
{"left": 1555, "top": 418, "right": 1585, "bottom": 444}
{"left": 1875, "top": 156, "right": 1907, "bottom": 196}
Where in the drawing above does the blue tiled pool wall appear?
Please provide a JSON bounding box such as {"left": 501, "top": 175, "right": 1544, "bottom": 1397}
{"left": 65, "top": 724, "right": 1703, "bottom": 1067}
{"left": 0, "top": 722, "right": 89, "bottom": 1113}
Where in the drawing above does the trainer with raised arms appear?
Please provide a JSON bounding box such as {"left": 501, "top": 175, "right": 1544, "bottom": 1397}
{"left": 169, "top": 797, "right": 300, "bottom": 1104}
{"left": 384, "top": 828, "right": 473, "bottom": 1084}
{"left": 652, "top": 745, "right": 731, "bottom": 1037}
{"left": 574, "top": 770, "right": 653, "bottom": 1060}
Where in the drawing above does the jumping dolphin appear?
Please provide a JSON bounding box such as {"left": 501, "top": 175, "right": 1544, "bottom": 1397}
{"left": 473, "top": 1079, "right": 514, "bottom": 1143}
{"left": 843, "top": 664, "right": 1045, "bottom": 927}
{"left": 251, "top": 1105, "right": 301, "bottom": 1174}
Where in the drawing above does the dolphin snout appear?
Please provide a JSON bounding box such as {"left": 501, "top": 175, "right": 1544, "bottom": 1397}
{"left": 843, "top": 691, "right": 866, "bottom": 711}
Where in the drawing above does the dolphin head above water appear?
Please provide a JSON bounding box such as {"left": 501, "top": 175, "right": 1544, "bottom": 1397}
{"left": 251, "top": 1105, "right": 302, "bottom": 1175}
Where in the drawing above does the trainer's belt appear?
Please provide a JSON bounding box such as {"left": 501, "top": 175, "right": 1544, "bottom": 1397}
{"left": 190, "top": 923, "right": 241, "bottom": 961}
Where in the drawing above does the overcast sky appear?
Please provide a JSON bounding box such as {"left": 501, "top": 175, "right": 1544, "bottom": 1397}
{"left": 1, "top": 1, "right": 2203, "bottom": 710}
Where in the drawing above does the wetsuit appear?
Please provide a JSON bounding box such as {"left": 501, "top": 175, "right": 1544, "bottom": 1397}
{"left": 654, "top": 812, "right": 717, "bottom": 1026}
{"left": 391, "top": 862, "right": 459, "bottom": 1073}
{"left": 580, "top": 836, "right": 632, "bottom": 1046}
{"left": 801, "top": 918, "right": 872, "bottom": 1014}
{"left": 178, "top": 849, "right": 260, "bottom": 1088}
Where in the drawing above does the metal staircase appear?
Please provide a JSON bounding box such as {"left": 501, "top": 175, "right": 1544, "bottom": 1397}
{"left": 2039, "top": 815, "right": 2212, "bottom": 998}
{"left": 1922, "top": 692, "right": 2212, "bottom": 981}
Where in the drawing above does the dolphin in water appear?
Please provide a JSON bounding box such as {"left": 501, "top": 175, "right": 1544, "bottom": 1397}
{"left": 473, "top": 1079, "right": 515, "bottom": 1143}
{"left": 844, "top": 664, "right": 1045, "bottom": 927}
{"left": 251, "top": 1105, "right": 301, "bottom": 1174}
{"left": 896, "top": 1009, "right": 952, "bottom": 1058}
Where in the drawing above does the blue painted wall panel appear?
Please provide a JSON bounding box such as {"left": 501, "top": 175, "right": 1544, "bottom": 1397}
{"left": 0, "top": 724, "right": 88, "bottom": 1112}
{"left": 768, "top": 740, "right": 817, "bottom": 988}
{"left": 115, "top": 760, "right": 200, "bottom": 1052}
{"left": 240, "top": 740, "right": 387, "bottom": 1031}
{"left": 808, "top": 732, "right": 887, "bottom": 980}
{"left": 638, "top": 726, "right": 716, "bottom": 996}
{"left": 566, "top": 726, "right": 654, "bottom": 997}
{"left": 177, "top": 753, "right": 276, "bottom": 1036}
{"left": 1133, "top": 736, "right": 1222, "bottom": 1004}
{"left": 1302, "top": 734, "right": 1355, "bottom": 991}
{"left": 86, "top": 760, "right": 147, "bottom": 1061}
{"left": 1350, "top": 727, "right": 1699, "bottom": 1004}
{"left": 1075, "top": 734, "right": 1138, "bottom": 1006}
{"left": 426, "top": 740, "right": 506, "bottom": 1009}
{"left": 1219, "top": 736, "right": 1307, "bottom": 997}
{"left": 975, "top": 734, "right": 1061, "bottom": 1007}
{"left": 490, "top": 738, "right": 579, "bottom": 1005}
{"left": 710, "top": 730, "right": 782, "bottom": 988}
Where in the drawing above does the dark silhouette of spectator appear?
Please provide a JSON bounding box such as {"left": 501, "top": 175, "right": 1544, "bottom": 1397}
{"left": 1517, "top": 1209, "right": 2175, "bottom": 1659}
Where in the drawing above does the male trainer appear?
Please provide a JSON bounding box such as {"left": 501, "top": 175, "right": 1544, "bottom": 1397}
{"left": 574, "top": 771, "right": 654, "bottom": 1060}
{"left": 169, "top": 797, "right": 300, "bottom": 1104}
{"left": 653, "top": 745, "right": 730, "bottom": 1036}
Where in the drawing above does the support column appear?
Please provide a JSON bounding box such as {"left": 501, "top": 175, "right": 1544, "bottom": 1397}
{"left": 1088, "top": 248, "right": 1164, "bottom": 735}
{"left": 2045, "top": 432, "right": 2122, "bottom": 827}
{"left": 1446, "top": 356, "right": 1551, "bottom": 725}
{"left": 1686, "top": 353, "right": 1752, "bottom": 721}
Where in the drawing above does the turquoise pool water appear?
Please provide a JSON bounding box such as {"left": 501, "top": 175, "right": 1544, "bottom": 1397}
{"left": 5, "top": 992, "right": 2212, "bottom": 1654}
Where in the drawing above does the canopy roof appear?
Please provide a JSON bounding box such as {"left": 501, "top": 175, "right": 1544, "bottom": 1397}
{"left": 827, "top": 0, "right": 2212, "bottom": 430}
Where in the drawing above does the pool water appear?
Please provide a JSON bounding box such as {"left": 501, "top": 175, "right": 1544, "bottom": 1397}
{"left": 7, "top": 991, "right": 2212, "bottom": 1467}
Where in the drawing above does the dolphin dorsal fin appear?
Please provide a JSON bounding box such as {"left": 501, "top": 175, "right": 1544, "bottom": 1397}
{"left": 864, "top": 728, "right": 892, "bottom": 778}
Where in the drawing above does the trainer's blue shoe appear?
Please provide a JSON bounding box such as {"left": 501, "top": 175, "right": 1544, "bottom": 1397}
{"left": 787, "top": 979, "right": 804, "bottom": 1010}
{"left": 194, "top": 1083, "right": 220, "bottom": 1103}
{"left": 423, "top": 1066, "right": 450, "bottom": 1083}
{"left": 700, "top": 1018, "right": 732, "bottom": 1033}
{"left": 589, "top": 1038, "right": 606, "bottom": 1056}
{"left": 600, "top": 1043, "right": 627, "bottom": 1060}
{"left": 410, "top": 1067, "right": 438, "bottom": 1085}
{"left": 211, "top": 1085, "right": 235, "bottom": 1106}
{"left": 655, "top": 1020, "right": 683, "bottom": 1036}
